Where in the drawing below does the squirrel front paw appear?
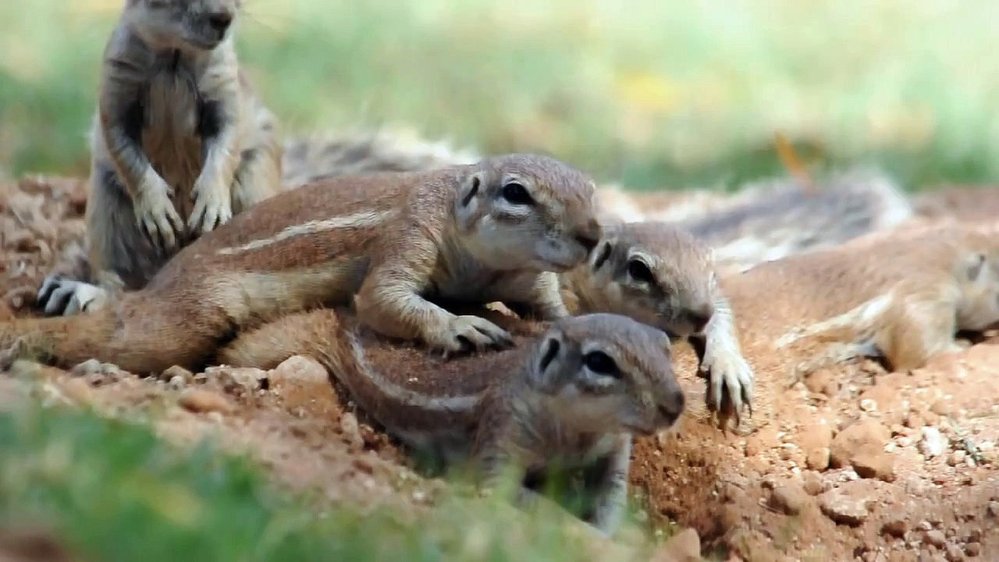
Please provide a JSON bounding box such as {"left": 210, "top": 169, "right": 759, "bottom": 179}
{"left": 429, "top": 315, "right": 515, "bottom": 355}
{"left": 700, "top": 343, "right": 754, "bottom": 427}
{"left": 134, "top": 177, "right": 184, "bottom": 252}
{"left": 187, "top": 178, "right": 233, "bottom": 236}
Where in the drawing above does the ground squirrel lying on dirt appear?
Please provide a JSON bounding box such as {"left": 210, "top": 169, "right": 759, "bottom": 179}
{"left": 1, "top": 155, "right": 600, "bottom": 373}
{"left": 559, "top": 222, "right": 753, "bottom": 426}
{"left": 281, "top": 128, "right": 478, "bottom": 188}
{"left": 218, "top": 310, "right": 685, "bottom": 535}
{"left": 722, "top": 222, "right": 999, "bottom": 377}
{"left": 37, "top": 0, "right": 282, "bottom": 316}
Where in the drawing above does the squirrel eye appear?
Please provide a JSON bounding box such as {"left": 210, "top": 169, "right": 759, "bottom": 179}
{"left": 627, "top": 259, "right": 655, "bottom": 285}
{"left": 583, "top": 351, "right": 620, "bottom": 378}
{"left": 501, "top": 182, "right": 534, "bottom": 206}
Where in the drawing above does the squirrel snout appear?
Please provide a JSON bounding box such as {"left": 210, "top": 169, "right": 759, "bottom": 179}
{"left": 657, "top": 388, "right": 685, "bottom": 426}
{"left": 573, "top": 219, "right": 602, "bottom": 254}
{"left": 687, "top": 304, "right": 715, "bottom": 334}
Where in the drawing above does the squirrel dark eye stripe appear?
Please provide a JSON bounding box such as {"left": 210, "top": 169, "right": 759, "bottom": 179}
{"left": 592, "top": 241, "right": 612, "bottom": 270}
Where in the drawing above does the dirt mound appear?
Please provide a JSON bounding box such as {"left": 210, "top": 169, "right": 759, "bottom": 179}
{"left": 2, "top": 176, "right": 999, "bottom": 561}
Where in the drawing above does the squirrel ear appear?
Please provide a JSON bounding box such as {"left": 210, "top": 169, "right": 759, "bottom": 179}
{"left": 455, "top": 171, "right": 485, "bottom": 231}
{"left": 528, "top": 333, "right": 563, "bottom": 392}
{"left": 591, "top": 239, "right": 613, "bottom": 271}
{"left": 966, "top": 252, "right": 987, "bottom": 281}
{"left": 459, "top": 172, "right": 483, "bottom": 208}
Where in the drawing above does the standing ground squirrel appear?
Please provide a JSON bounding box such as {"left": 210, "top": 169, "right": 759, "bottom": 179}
{"left": 721, "top": 222, "right": 999, "bottom": 377}
{"left": 218, "top": 310, "right": 685, "bottom": 535}
{"left": 560, "top": 222, "right": 754, "bottom": 426}
{"left": 0, "top": 154, "right": 600, "bottom": 373}
{"left": 37, "top": 0, "right": 282, "bottom": 316}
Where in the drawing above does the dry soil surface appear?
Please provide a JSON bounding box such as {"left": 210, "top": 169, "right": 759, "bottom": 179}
{"left": 2, "top": 176, "right": 999, "bottom": 562}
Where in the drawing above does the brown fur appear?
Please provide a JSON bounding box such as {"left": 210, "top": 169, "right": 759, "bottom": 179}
{"left": 722, "top": 221, "right": 999, "bottom": 376}
{"left": 2, "top": 155, "right": 600, "bottom": 373}
{"left": 37, "top": 0, "right": 282, "bottom": 316}
{"left": 219, "top": 310, "right": 684, "bottom": 535}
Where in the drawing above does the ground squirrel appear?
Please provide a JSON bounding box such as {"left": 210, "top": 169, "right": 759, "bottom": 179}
{"left": 37, "top": 0, "right": 282, "bottom": 316}
{"left": 1, "top": 154, "right": 601, "bottom": 373}
{"left": 281, "top": 128, "right": 478, "bottom": 188}
{"left": 721, "top": 222, "right": 999, "bottom": 377}
{"left": 218, "top": 310, "right": 685, "bottom": 535}
{"left": 559, "top": 221, "right": 754, "bottom": 425}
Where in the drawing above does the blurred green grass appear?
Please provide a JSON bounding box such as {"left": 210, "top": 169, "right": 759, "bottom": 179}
{"left": 0, "top": 399, "right": 655, "bottom": 562}
{"left": 2, "top": 0, "right": 999, "bottom": 190}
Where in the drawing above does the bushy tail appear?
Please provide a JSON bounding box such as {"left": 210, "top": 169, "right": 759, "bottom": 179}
{"left": 280, "top": 128, "right": 479, "bottom": 189}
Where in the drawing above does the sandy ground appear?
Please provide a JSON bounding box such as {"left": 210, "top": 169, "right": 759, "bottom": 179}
{"left": 2, "top": 175, "right": 999, "bottom": 561}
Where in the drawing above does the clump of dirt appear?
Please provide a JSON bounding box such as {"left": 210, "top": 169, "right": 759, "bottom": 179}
{"left": 3, "top": 177, "right": 999, "bottom": 561}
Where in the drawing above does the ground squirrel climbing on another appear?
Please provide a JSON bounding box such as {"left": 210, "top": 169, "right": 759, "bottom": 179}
{"left": 2, "top": 154, "right": 601, "bottom": 373}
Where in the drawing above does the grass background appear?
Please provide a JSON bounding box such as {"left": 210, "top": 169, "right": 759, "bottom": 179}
{"left": 2, "top": 0, "right": 998, "bottom": 190}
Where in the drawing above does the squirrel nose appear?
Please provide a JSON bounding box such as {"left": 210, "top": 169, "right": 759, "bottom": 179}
{"left": 688, "top": 304, "right": 715, "bottom": 334}
{"left": 207, "top": 11, "right": 234, "bottom": 34}
{"left": 657, "top": 389, "right": 685, "bottom": 426}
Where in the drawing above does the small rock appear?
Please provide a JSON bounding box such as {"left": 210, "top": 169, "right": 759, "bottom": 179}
{"left": 178, "top": 388, "right": 235, "bottom": 414}
{"left": 204, "top": 366, "right": 268, "bottom": 392}
{"left": 947, "top": 451, "right": 966, "bottom": 467}
{"left": 801, "top": 471, "right": 825, "bottom": 496}
{"left": 651, "top": 528, "right": 700, "bottom": 562}
{"left": 945, "top": 544, "right": 964, "bottom": 562}
{"left": 881, "top": 517, "right": 908, "bottom": 538}
{"left": 920, "top": 427, "right": 948, "bottom": 458}
{"left": 923, "top": 529, "right": 947, "bottom": 548}
{"left": 161, "top": 365, "right": 194, "bottom": 383}
{"left": 270, "top": 355, "right": 328, "bottom": 386}
{"left": 852, "top": 452, "right": 896, "bottom": 482}
{"left": 818, "top": 489, "right": 869, "bottom": 526}
{"left": 168, "top": 375, "right": 186, "bottom": 390}
{"left": 860, "top": 398, "right": 878, "bottom": 412}
{"left": 339, "top": 412, "right": 365, "bottom": 450}
{"left": 806, "top": 447, "right": 831, "bottom": 471}
{"left": 964, "top": 542, "right": 981, "bottom": 557}
{"left": 70, "top": 359, "right": 104, "bottom": 377}
{"left": 930, "top": 400, "right": 953, "bottom": 417}
{"left": 987, "top": 501, "right": 999, "bottom": 518}
{"left": 769, "top": 482, "right": 809, "bottom": 515}
{"left": 830, "top": 418, "right": 890, "bottom": 469}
